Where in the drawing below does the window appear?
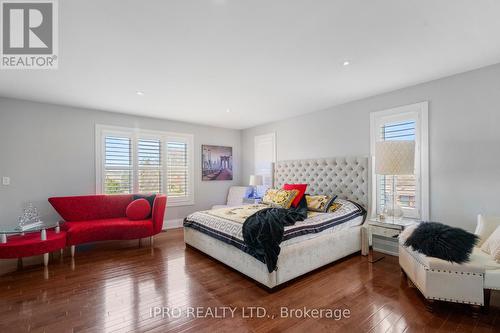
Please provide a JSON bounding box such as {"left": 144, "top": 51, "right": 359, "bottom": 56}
{"left": 104, "top": 136, "right": 132, "bottom": 194}
{"left": 138, "top": 138, "right": 162, "bottom": 193}
{"left": 380, "top": 121, "right": 417, "bottom": 211}
{"left": 370, "top": 102, "right": 429, "bottom": 220}
{"left": 166, "top": 140, "right": 189, "bottom": 199}
{"left": 96, "top": 125, "right": 194, "bottom": 206}
{"left": 254, "top": 133, "right": 276, "bottom": 196}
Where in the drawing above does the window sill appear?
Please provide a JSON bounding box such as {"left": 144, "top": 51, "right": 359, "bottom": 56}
{"left": 167, "top": 200, "right": 195, "bottom": 207}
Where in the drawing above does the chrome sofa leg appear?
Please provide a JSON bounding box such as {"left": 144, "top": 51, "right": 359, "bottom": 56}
{"left": 43, "top": 253, "right": 49, "bottom": 266}
{"left": 150, "top": 236, "right": 154, "bottom": 247}
{"left": 71, "top": 245, "right": 75, "bottom": 257}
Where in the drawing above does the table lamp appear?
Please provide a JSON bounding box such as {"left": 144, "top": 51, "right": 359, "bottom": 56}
{"left": 248, "top": 175, "right": 263, "bottom": 198}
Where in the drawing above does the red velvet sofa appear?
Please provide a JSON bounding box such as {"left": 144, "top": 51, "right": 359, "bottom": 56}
{"left": 48, "top": 194, "right": 166, "bottom": 256}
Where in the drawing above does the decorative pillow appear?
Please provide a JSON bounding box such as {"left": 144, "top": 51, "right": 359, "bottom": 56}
{"left": 404, "top": 222, "right": 479, "bottom": 264}
{"left": 133, "top": 194, "right": 156, "bottom": 217}
{"left": 126, "top": 199, "right": 151, "bottom": 220}
{"left": 495, "top": 244, "right": 500, "bottom": 263}
{"left": 262, "top": 189, "right": 299, "bottom": 209}
{"left": 481, "top": 226, "right": 500, "bottom": 262}
{"left": 283, "top": 184, "right": 307, "bottom": 208}
{"left": 305, "top": 194, "right": 337, "bottom": 212}
{"left": 327, "top": 202, "right": 343, "bottom": 213}
{"left": 476, "top": 215, "right": 500, "bottom": 247}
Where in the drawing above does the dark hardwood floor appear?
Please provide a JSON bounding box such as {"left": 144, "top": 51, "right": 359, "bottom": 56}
{"left": 0, "top": 228, "right": 498, "bottom": 333}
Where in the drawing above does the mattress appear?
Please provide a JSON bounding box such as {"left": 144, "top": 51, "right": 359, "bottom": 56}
{"left": 184, "top": 198, "right": 365, "bottom": 253}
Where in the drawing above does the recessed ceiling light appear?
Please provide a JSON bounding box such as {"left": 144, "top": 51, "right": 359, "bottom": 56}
{"left": 136, "top": 91, "right": 145, "bottom": 96}
{"left": 343, "top": 61, "right": 350, "bottom": 66}
{"left": 226, "top": 109, "right": 231, "bottom": 113}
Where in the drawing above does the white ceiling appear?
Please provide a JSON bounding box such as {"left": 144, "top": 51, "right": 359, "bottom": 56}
{"left": 1, "top": 0, "right": 500, "bottom": 129}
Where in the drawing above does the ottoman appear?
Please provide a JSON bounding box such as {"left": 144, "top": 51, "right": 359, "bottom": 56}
{"left": 398, "top": 222, "right": 500, "bottom": 317}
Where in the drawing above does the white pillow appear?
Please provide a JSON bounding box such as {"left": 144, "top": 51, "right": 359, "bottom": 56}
{"left": 398, "top": 224, "right": 418, "bottom": 245}
{"left": 481, "top": 225, "right": 500, "bottom": 262}
{"left": 494, "top": 246, "right": 500, "bottom": 263}
{"left": 475, "top": 215, "right": 500, "bottom": 247}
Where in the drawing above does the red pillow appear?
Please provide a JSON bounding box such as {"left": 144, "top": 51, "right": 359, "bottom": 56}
{"left": 126, "top": 199, "right": 151, "bottom": 220}
{"left": 283, "top": 184, "right": 308, "bottom": 208}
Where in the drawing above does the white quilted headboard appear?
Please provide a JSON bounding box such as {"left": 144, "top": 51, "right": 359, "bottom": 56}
{"left": 273, "top": 156, "right": 369, "bottom": 208}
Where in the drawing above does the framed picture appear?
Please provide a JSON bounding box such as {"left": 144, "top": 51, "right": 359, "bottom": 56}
{"left": 202, "top": 145, "right": 233, "bottom": 181}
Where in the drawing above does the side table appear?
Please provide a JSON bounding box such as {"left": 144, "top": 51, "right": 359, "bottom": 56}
{"left": 362, "top": 217, "right": 419, "bottom": 263}
{"left": 0, "top": 223, "right": 66, "bottom": 267}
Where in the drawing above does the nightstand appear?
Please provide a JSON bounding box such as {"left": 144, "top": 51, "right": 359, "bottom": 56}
{"left": 361, "top": 217, "right": 419, "bottom": 263}
{"left": 242, "top": 197, "right": 262, "bottom": 204}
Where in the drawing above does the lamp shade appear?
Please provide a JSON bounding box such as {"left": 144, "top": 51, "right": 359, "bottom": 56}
{"left": 249, "top": 175, "right": 263, "bottom": 186}
{"left": 375, "top": 141, "right": 415, "bottom": 175}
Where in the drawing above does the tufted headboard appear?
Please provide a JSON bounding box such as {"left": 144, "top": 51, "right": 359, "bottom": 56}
{"left": 272, "top": 156, "right": 369, "bottom": 208}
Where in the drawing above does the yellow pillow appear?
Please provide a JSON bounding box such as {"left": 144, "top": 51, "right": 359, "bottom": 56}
{"left": 306, "top": 195, "right": 337, "bottom": 212}
{"left": 327, "top": 202, "right": 343, "bottom": 213}
{"left": 262, "top": 189, "right": 299, "bottom": 209}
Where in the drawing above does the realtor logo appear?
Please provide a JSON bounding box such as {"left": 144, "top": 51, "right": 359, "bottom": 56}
{"left": 1, "top": 0, "right": 58, "bottom": 69}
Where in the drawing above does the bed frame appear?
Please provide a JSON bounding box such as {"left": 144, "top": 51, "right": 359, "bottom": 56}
{"left": 184, "top": 156, "right": 369, "bottom": 289}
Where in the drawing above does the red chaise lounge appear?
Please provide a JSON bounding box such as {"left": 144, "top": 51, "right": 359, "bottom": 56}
{"left": 49, "top": 194, "right": 167, "bottom": 256}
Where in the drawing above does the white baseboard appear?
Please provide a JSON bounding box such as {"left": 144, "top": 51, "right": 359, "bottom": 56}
{"left": 163, "top": 218, "right": 184, "bottom": 230}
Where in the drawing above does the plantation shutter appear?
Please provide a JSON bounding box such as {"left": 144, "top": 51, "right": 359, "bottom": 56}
{"left": 104, "top": 136, "right": 132, "bottom": 194}
{"left": 379, "top": 120, "right": 418, "bottom": 216}
{"left": 138, "top": 138, "right": 162, "bottom": 194}
{"left": 166, "top": 140, "right": 189, "bottom": 199}
{"left": 97, "top": 125, "right": 194, "bottom": 205}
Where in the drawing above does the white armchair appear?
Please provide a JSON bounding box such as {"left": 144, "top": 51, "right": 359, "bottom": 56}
{"left": 476, "top": 215, "right": 500, "bottom": 295}
{"left": 399, "top": 215, "right": 500, "bottom": 316}
{"left": 211, "top": 186, "right": 253, "bottom": 210}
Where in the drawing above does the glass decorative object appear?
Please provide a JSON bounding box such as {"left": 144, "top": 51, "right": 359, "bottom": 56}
{"left": 17, "top": 203, "right": 43, "bottom": 231}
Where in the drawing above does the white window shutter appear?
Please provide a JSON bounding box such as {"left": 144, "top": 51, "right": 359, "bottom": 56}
{"left": 138, "top": 138, "right": 162, "bottom": 194}
{"left": 166, "top": 141, "right": 189, "bottom": 198}
{"left": 96, "top": 125, "right": 195, "bottom": 206}
{"left": 104, "top": 136, "right": 132, "bottom": 194}
{"left": 379, "top": 120, "right": 418, "bottom": 215}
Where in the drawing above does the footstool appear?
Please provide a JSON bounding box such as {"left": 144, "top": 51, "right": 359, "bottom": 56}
{"left": 398, "top": 220, "right": 500, "bottom": 317}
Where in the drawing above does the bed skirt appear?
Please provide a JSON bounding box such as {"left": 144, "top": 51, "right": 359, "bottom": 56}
{"left": 184, "top": 225, "right": 362, "bottom": 289}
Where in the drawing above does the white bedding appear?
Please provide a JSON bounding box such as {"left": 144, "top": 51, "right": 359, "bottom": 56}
{"left": 281, "top": 214, "right": 364, "bottom": 247}
{"left": 184, "top": 198, "right": 365, "bottom": 253}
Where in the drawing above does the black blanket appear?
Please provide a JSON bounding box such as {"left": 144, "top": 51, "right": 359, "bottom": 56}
{"left": 242, "top": 206, "right": 308, "bottom": 273}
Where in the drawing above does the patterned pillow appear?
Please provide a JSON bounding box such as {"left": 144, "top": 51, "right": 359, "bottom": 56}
{"left": 262, "top": 189, "right": 300, "bottom": 209}
{"left": 327, "top": 202, "right": 343, "bottom": 213}
{"left": 306, "top": 194, "right": 337, "bottom": 212}
{"left": 481, "top": 225, "right": 500, "bottom": 263}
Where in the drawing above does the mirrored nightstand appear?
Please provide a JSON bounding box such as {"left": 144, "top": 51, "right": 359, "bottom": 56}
{"left": 362, "top": 217, "right": 419, "bottom": 263}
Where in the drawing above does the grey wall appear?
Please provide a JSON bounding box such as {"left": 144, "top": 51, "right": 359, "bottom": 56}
{"left": 0, "top": 98, "right": 241, "bottom": 228}
{"left": 242, "top": 63, "right": 500, "bottom": 231}
{"left": 1, "top": 63, "right": 499, "bottom": 234}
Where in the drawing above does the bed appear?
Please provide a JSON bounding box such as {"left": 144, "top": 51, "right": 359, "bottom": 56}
{"left": 184, "top": 156, "right": 369, "bottom": 289}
